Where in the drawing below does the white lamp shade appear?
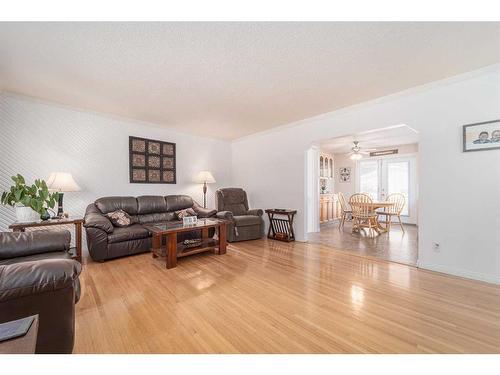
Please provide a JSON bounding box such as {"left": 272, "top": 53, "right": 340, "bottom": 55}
{"left": 46, "top": 172, "right": 81, "bottom": 192}
{"left": 195, "top": 171, "right": 216, "bottom": 184}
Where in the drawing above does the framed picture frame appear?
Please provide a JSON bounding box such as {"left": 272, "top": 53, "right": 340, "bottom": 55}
{"left": 463, "top": 119, "right": 500, "bottom": 152}
{"left": 129, "top": 136, "right": 176, "bottom": 184}
{"left": 339, "top": 167, "right": 351, "bottom": 183}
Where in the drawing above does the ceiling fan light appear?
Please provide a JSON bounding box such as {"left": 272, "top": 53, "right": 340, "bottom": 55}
{"left": 350, "top": 153, "right": 363, "bottom": 161}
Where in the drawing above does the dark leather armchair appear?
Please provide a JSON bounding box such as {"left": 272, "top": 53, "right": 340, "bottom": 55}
{"left": 215, "top": 188, "right": 264, "bottom": 242}
{"left": 0, "top": 231, "right": 81, "bottom": 354}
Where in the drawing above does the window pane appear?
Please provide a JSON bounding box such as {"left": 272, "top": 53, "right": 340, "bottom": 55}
{"left": 387, "top": 161, "right": 409, "bottom": 216}
{"left": 359, "top": 161, "right": 379, "bottom": 200}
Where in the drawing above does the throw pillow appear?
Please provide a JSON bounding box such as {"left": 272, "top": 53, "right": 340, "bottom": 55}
{"left": 175, "top": 208, "right": 197, "bottom": 220}
{"left": 106, "top": 209, "right": 135, "bottom": 227}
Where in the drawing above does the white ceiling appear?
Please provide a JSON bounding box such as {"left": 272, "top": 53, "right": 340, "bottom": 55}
{"left": 320, "top": 125, "right": 419, "bottom": 154}
{"left": 0, "top": 22, "right": 499, "bottom": 140}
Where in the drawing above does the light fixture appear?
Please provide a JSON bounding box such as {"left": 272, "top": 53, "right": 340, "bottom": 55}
{"left": 348, "top": 141, "right": 375, "bottom": 161}
{"left": 195, "top": 171, "right": 216, "bottom": 208}
{"left": 350, "top": 153, "right": 363, "bottom": 161}
{"left": 46, "top": 172, "right": 81, "bottom": 218}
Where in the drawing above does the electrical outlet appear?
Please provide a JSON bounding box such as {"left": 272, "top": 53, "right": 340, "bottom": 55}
{"left": 432, "top": 242, "right": 441, "bottom": 252}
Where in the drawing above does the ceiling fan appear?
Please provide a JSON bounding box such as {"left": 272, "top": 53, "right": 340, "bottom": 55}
{"left": 348, "top": 141, "right": 376, "bottom": 160}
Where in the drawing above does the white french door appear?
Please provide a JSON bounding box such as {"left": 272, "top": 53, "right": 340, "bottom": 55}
{"left": 357, "top": 155, "right": 418, "bottom": 224}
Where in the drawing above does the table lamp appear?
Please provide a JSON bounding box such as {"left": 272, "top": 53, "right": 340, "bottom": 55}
{"left": 195, "top": 171, "right": 216, "bottom": 208}
{"left": 46, "top": 172, "right": 81, "bottom": 218}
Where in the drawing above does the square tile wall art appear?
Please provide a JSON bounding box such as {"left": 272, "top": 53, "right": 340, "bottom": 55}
{"left": 129, "top": 136, "right": 176, "bottom": 183}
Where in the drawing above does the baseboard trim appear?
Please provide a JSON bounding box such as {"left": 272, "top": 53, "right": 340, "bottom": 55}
{"left": 417, "top": 261, "right": 500, "bottom": 285}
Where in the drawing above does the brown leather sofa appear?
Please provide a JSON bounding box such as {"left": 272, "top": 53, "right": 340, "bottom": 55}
{"left": 84, "top": 195, "right": 216, "bottom": 261}
{"left": 215, "top": 188, "right": 264, "bottom": 242}
{"left": 0, "top": 230, "right": 81, "bottom": 354}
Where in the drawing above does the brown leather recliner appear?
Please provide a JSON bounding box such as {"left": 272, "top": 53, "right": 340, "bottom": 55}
{"left": 0, "top": 230, "right": 82, "bottom": 354}
{"left": 215, "top": 188, "right": 264, "bottom": 242}
{"left": 84, "top": 195, "right": 216, "bottom": 261}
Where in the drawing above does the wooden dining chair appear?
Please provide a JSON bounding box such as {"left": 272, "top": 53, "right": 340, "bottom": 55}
{"left": 337, "top": 192, "right": 352, "bottom": 229}
{"left": 376, "top": 193, "right": 406, "bottom": 233}
{"left": 349, "top": 193, "right": 378, "bottom": 236}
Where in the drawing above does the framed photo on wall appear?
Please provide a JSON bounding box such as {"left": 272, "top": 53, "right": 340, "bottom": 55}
{"left": 339, "top": 167, "right": 351, "bottom": 183}
{"left": 463, "top": 119, "right": 500, "bottom": 152}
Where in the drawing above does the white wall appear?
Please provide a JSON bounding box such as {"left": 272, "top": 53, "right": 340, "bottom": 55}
{"left": 0, "top": 93, "right": 232, "bottom": 255}
{"left": 332, "top": 143, "right": 419, "bottom": 197}
{"left": 232, "top": 65, "right": 500, "bottom": 284}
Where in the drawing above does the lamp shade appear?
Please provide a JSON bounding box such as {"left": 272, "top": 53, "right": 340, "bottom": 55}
{"left": 46, "top": 172, "right": 81, "bottom": 192}
{"left": 195, "top": 171, "right": 216, "bottom": 184}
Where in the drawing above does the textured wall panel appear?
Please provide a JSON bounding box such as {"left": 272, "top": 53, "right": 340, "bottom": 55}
{"left": 0, "top": 93, "right": 232, "bottom": 256}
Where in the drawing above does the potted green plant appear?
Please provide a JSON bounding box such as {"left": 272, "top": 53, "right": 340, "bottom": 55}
{"left": 1, "top": 174, "right": 59, "bottom": 222}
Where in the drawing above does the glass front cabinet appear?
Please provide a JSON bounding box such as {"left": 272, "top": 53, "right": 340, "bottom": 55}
{"left": 319, "top": 152, "right": 339, "bottom": 223}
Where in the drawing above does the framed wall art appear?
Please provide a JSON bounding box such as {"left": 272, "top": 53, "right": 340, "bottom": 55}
{"left": 129, "top": 136, "right": 176, "bottom": 183}
{"left": 463, "top": 119, "right": 500, "bottom": 152}
{"left": 339, "top": 167, "right": 351, "bottom": 183}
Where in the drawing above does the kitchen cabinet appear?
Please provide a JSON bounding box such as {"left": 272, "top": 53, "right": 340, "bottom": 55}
{"left": 320, "top": 193, "right": 340, "bottom": 223}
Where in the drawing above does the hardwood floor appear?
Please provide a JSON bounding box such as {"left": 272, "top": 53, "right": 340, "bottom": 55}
{"left": 308, "top": 221, "right": 418, "bottom": 266}
{"left": 74, "top": 239, "right": 500, "bottom": 353}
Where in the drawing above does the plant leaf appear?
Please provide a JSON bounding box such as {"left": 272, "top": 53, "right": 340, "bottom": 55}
{"left": 14, "top": 190, "right": 22, "bottom": 201}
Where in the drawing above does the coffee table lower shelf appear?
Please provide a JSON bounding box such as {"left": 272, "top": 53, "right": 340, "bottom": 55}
{"left": 147, "top": 219, "right": 227, "bottom": 269}
{"left": 152, "top": 239, "right": 219, "bottom": 258}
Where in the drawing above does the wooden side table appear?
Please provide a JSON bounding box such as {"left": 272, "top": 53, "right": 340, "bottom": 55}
{"left": 9, "top": 217, "right": 84, "bottom": 263}
{"left": 0, "top": 315, "right": 39, "bottom": 354}
{"left": 265, "top": 209, "right": 297, "bottom": 242}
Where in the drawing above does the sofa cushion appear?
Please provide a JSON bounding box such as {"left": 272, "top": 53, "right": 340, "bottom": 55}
{"left": 96, "top": 196, "right": 138, "bottom": 215}
{"left": 220, "top": 188, "right": 246, "bottom": 204}
{"left": 137, "top": 212, "right": 176, "bottom": 224}
{"left": 217, "top": 188, "right": 248, "bottom": 215}
{"left": 137, "top": 196, "right": 167, "bottom": 214}
{"left": 0, "top": 250, "right": 74, "bottom": 266}
{"left": 0, "top": 231, "right": 71, "bottom": 260}
{"left": 165, "top": 195, "right": 194, "bottom": 212}
{"left": 107, "top": 224, "right": 150, "bottom": 244}
{"left": 226, "top": 204, "right": 247, "bottom": 216}
{"left": 107, "top": 237, "right": 151, "bottom": 259}
{"left": 233, "top": 215, "right": 262, "bottom": 227}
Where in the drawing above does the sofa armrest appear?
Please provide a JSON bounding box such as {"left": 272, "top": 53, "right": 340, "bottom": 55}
{"left": 0, "top": 259, "right": 81, "bottom": 303}
{"left": 192, "top": 202, "right": 217, "bottom": 218}
{"left": 216, "top": 211, "right": 234, "bottom": 221}
{"left": 84, "top": 212, "right": 114, "bottom": 233}
{"left": 247, "top": 209, "right": 263, "bottom": 216}
{"left": 84, "top": 227, "right": 109, "bottom": 262}
{"left": 0, "top": 230, "right": 71, "bottom": 260}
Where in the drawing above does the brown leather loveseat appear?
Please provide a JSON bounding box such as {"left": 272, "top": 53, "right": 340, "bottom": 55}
{"left": 84, "top": 195, "right": 216, "bottom": 261}
{"left": 0, "top": 230, "right": 81, "bottom": 353}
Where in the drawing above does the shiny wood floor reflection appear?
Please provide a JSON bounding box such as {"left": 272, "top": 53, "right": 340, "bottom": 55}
{"left": 308, "top": 222, "right": 418, "bottom": 265}
{"left": 74, "top": 239, "right": 500, "bottom": 353}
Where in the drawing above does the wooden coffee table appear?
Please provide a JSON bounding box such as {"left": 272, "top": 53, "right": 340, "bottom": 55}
{"left": 144, "top": 218, "right": 227, "bottom": 269}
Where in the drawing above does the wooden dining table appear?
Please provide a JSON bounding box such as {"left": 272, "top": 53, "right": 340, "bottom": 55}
{"left": 351, "top": 201, "right": 395, "bottom": 234}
